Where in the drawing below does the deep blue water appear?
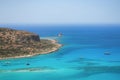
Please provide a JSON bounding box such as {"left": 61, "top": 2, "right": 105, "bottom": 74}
{"left": 0, "top": 25, "right": 120, "bottom": 80}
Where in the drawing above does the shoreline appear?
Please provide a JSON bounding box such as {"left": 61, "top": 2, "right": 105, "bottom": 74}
{"left": 0, "top": 39, "right": 62, "bottom": 60}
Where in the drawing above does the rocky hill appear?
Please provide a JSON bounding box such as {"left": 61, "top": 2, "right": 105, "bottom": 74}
{"left": 0, "top": 28, "right": 61, "bottom": 59}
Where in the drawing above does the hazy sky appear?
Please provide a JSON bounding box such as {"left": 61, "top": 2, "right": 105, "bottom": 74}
{"left": 0, "top": 0, "right": 120, "bottom": 24}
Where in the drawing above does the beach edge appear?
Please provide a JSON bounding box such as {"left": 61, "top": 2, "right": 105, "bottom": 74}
{"left": 0, "top": 39, "right": 62, "bottom": 60}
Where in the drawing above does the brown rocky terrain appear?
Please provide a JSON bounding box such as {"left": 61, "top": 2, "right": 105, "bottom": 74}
{"left": 0, "top": 28, "right": 61, "bottom": 59}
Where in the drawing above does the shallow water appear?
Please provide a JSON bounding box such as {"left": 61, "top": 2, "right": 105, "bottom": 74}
{"left": 0, "top": 25, "right": 120, "bottom": 80}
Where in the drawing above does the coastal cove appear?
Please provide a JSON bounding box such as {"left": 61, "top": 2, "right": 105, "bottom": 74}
{"left": 0, "top": 25, "right": 120, "bottom": 80}
{"left": 0, "top": 0, "right": 119, "bottom": 79}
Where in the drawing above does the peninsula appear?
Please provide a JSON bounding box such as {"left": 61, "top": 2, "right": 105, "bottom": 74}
{"left": 0, "top": 28, "right": 61, "bottom": 59}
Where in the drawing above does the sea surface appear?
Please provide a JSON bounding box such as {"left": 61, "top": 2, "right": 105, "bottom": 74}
{"left": 0, "top": 24, "right": 120, "bottom": 80}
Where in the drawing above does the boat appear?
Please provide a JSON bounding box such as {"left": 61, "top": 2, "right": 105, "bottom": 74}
{"left": 104, "top": 52, "right": 111, "bottom": 55}
{"left": 58, "top": 33, "right": 62, "bottom": 37}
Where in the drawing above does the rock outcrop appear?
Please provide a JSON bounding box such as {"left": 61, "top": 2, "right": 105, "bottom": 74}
{"left": 0, "top": 28, "right": 40, "bottom": 44}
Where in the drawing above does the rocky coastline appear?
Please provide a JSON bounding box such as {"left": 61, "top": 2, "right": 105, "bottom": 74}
{"left": 0, "top": 28, "right": 62, "bottom": 59}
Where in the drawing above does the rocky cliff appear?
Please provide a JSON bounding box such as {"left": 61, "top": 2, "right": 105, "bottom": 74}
{"left": 0, "top": 28, "right": 40, "bottom": 44}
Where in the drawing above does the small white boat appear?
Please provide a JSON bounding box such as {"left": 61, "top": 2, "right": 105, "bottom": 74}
{"left": 58, "top": 33, "right": 62, "bottom": 37}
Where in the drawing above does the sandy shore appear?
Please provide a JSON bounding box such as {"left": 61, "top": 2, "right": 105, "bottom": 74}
{"left": 0, "top": 39, "right": 62, "bottom": 60}
{"left": 38, "top": 39, "right": 62, "bottom": 54}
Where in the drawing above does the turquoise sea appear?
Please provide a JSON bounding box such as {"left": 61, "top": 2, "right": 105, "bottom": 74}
{"left": 0, "top": 25, "right": 120, "bottom": 80}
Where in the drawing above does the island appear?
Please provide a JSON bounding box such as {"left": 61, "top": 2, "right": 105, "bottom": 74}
{"left": 0, "top": 28, "right": 62, "bottom": 59}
